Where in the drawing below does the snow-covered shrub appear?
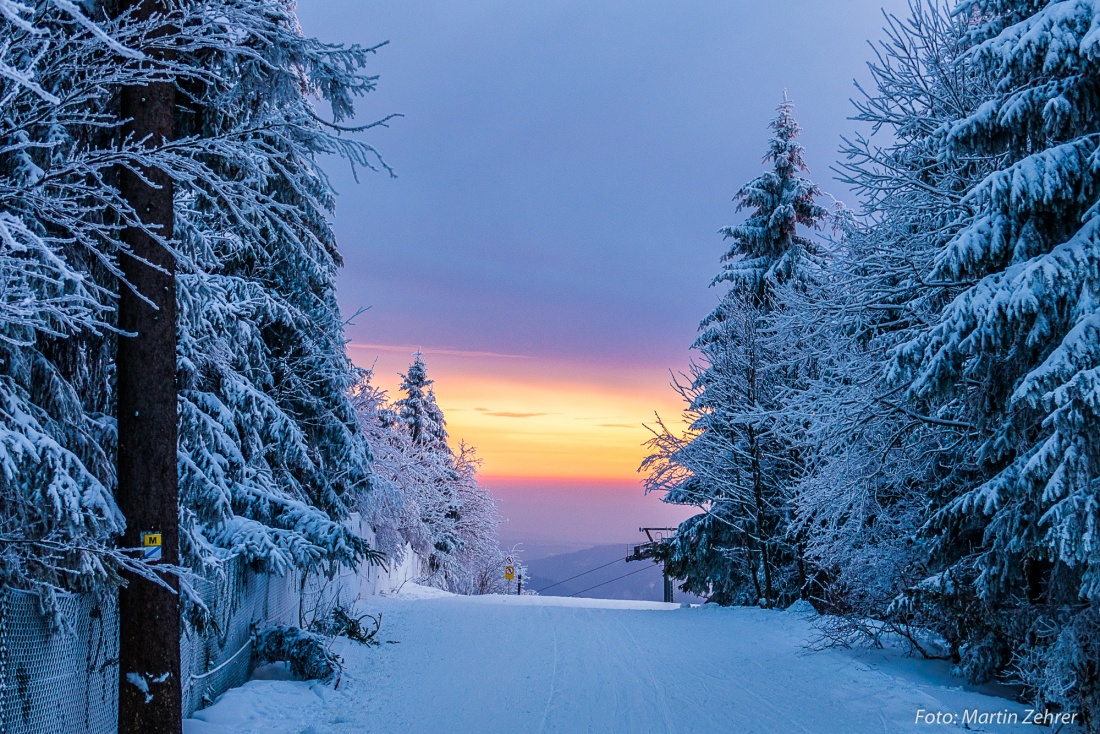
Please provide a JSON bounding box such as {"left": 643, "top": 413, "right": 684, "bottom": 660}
{"left": 253, "top": 625, "right": 340, "bottom": 683}
{"left": 311, "top": 606, "right": 382, "bottom": 647}
{"left": 1012, "top": 606, "right": 1100, "bottom": 728}
{"left": 462, "top": 545, "right": 524, "bottom": 596}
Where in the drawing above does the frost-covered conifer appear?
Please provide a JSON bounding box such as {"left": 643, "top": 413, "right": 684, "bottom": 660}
{"left": 713, "top": 92, "right": 827, "bottom": 303}
{"left": 170, "top": 0, "right": 387, "bottom": 575}
{"left": 645, "top": 96, "right": 825, "bottom": 607}
{"left": 0, "top": 2, "right": 183, "bottom": 596}
{"left": 884, "top": 0, "right": 1100, "bottom": 716}
{"left": 1, "top": 0, "right": 388, "bottom": 595}
{"left": 391, "top": 354, "right": 464, "bottom": 577}
{"left": 351, "top": 368, "right": 505, "bottom": 594}
{"left": 395, "top": 351, "right": 450, "bottom": 451}
{"left": 788, "top": 0, "right": 991, "bottom": 643}
{"left": 644, "top": 296, "right": 792, "bottom": 605}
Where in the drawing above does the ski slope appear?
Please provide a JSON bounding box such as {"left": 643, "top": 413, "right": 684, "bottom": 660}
{"left": 184, "top": 585, "right": 1060, "bottom": 733}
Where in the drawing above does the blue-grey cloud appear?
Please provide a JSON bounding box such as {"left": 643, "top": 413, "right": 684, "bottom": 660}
{"left": 298, "top": 0, "right": 910, "bottom": 372}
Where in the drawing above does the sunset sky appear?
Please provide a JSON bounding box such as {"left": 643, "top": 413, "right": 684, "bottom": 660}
{"left": 296, "top": 0, "right": 908, "bottom": 554}
{"left": 346, "top": 343, "right": 686, "bottom": 479}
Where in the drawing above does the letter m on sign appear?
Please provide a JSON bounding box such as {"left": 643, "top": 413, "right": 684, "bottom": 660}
{"left": 141, "top": 531, "right": 163, "bottom": 562}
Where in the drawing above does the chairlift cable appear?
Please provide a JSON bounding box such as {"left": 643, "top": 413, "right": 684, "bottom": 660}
{"left": 568, "top": 563, "right": 660, "bottom": 598}
{"left": 533, "top": 557, "right": 627, "bottom": 594}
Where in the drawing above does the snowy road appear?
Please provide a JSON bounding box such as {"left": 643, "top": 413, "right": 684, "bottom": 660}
{"left": 185, "top": 587, "right": 1055, "bottom": 734}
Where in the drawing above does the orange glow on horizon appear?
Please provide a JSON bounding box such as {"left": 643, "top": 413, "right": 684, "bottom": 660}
{"left": 349, "top": 344, "right": 690, "bottom": 482}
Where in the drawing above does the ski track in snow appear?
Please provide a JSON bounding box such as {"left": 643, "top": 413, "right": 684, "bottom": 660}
{"left": 615, "top": 615, "right": 677, "bottom": 734}
{"left": 537, "top": 605, "right": 559, "bottom": 734}
{"left": 184, "top": 586, "right": 1067, "bottom": 734}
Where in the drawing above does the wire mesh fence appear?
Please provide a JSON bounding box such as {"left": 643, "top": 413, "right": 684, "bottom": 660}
{"left": 0, "top": 590, "right": 119, "bottom": 734}
{"left": 180, "top": 559, "right": 309, "bottom": 717}
{"left": 0, "top": 516, "right": 419, "bottom": 732}
{"left": 0, "top": 558, "right": 362, "bottom": 732}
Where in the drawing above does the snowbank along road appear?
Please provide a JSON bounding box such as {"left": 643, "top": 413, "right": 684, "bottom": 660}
{"left": 184, "top": 585, "right": 1070, "bottom": 733}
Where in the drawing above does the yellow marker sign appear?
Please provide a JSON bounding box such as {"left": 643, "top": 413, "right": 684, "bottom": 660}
{"left": 141, "top": 531, "right": 163, "bottom": 562}
{"left": 504, "top": 565, "right": 515, "bottom": 581}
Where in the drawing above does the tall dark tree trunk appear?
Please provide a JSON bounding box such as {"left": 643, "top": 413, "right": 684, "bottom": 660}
{"left": 760, "top": 541, "right": 774, "bottom": 609}
{"left": 747, "top": 422, "right": 773, "bottom": 609}
{"left": 744, "top": 530, "right": 763, "bottom": 602}
{"left": 114, "top": 2, "right": 181, "bottom": 731}
{"left": 745, "top": 335, "right": 774, "bottom": 608}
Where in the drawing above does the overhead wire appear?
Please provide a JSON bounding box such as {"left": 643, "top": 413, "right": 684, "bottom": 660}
{"left": 533, "top": 557, "right": 626, "bottom": 594}
{"left": 568, "top": 563, "right": 661, "bottom": 598}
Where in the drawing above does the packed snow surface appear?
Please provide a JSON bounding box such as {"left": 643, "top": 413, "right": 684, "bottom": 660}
{"left": 185, "top": 584, "right": 1054, "bottom": 733}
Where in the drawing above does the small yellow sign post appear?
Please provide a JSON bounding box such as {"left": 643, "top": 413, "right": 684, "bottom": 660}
{"left": 141, "top": 531, "right": 163, "bottom": 563}
{"left": 504, "top": 564, "right": 515, "bottom": 581}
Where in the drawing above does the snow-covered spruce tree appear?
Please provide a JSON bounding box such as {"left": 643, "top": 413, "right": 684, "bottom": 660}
{"left": 885, "top": 0, "right": 1100, "bottom": 717}
{"left": 347, "top": 375, "right": 416, "bottom": 560}
{"left": 644, "top": 95, "right": 826, "bottom": 607}
{"left": 644, "top": 296, "right": 791, "bottom": 605}
{"left": 169, "top": 0, "right": 390, "bottom": 576}
{"left": 393, "top": 352, "right": 462, "bottom": 576}
{"left": 350, "top": 371, "right": 450, "bottom": 565}
{"left": 712, "top": 92, "right": 827, "bottom": 304}
{"left": 0, "top": 0, "right": 388, "bottom": 598}
{"left": 0, "top": 2, "right": 193, "bottom": 598}
{"left": 351, "top": 366, "right": 505, "bottom": 594}
{"left": 395, "top": 350, "right": 450, "bottom": 451}
{"left": 787, "top": 0, "right": 992, "bottom": 647}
